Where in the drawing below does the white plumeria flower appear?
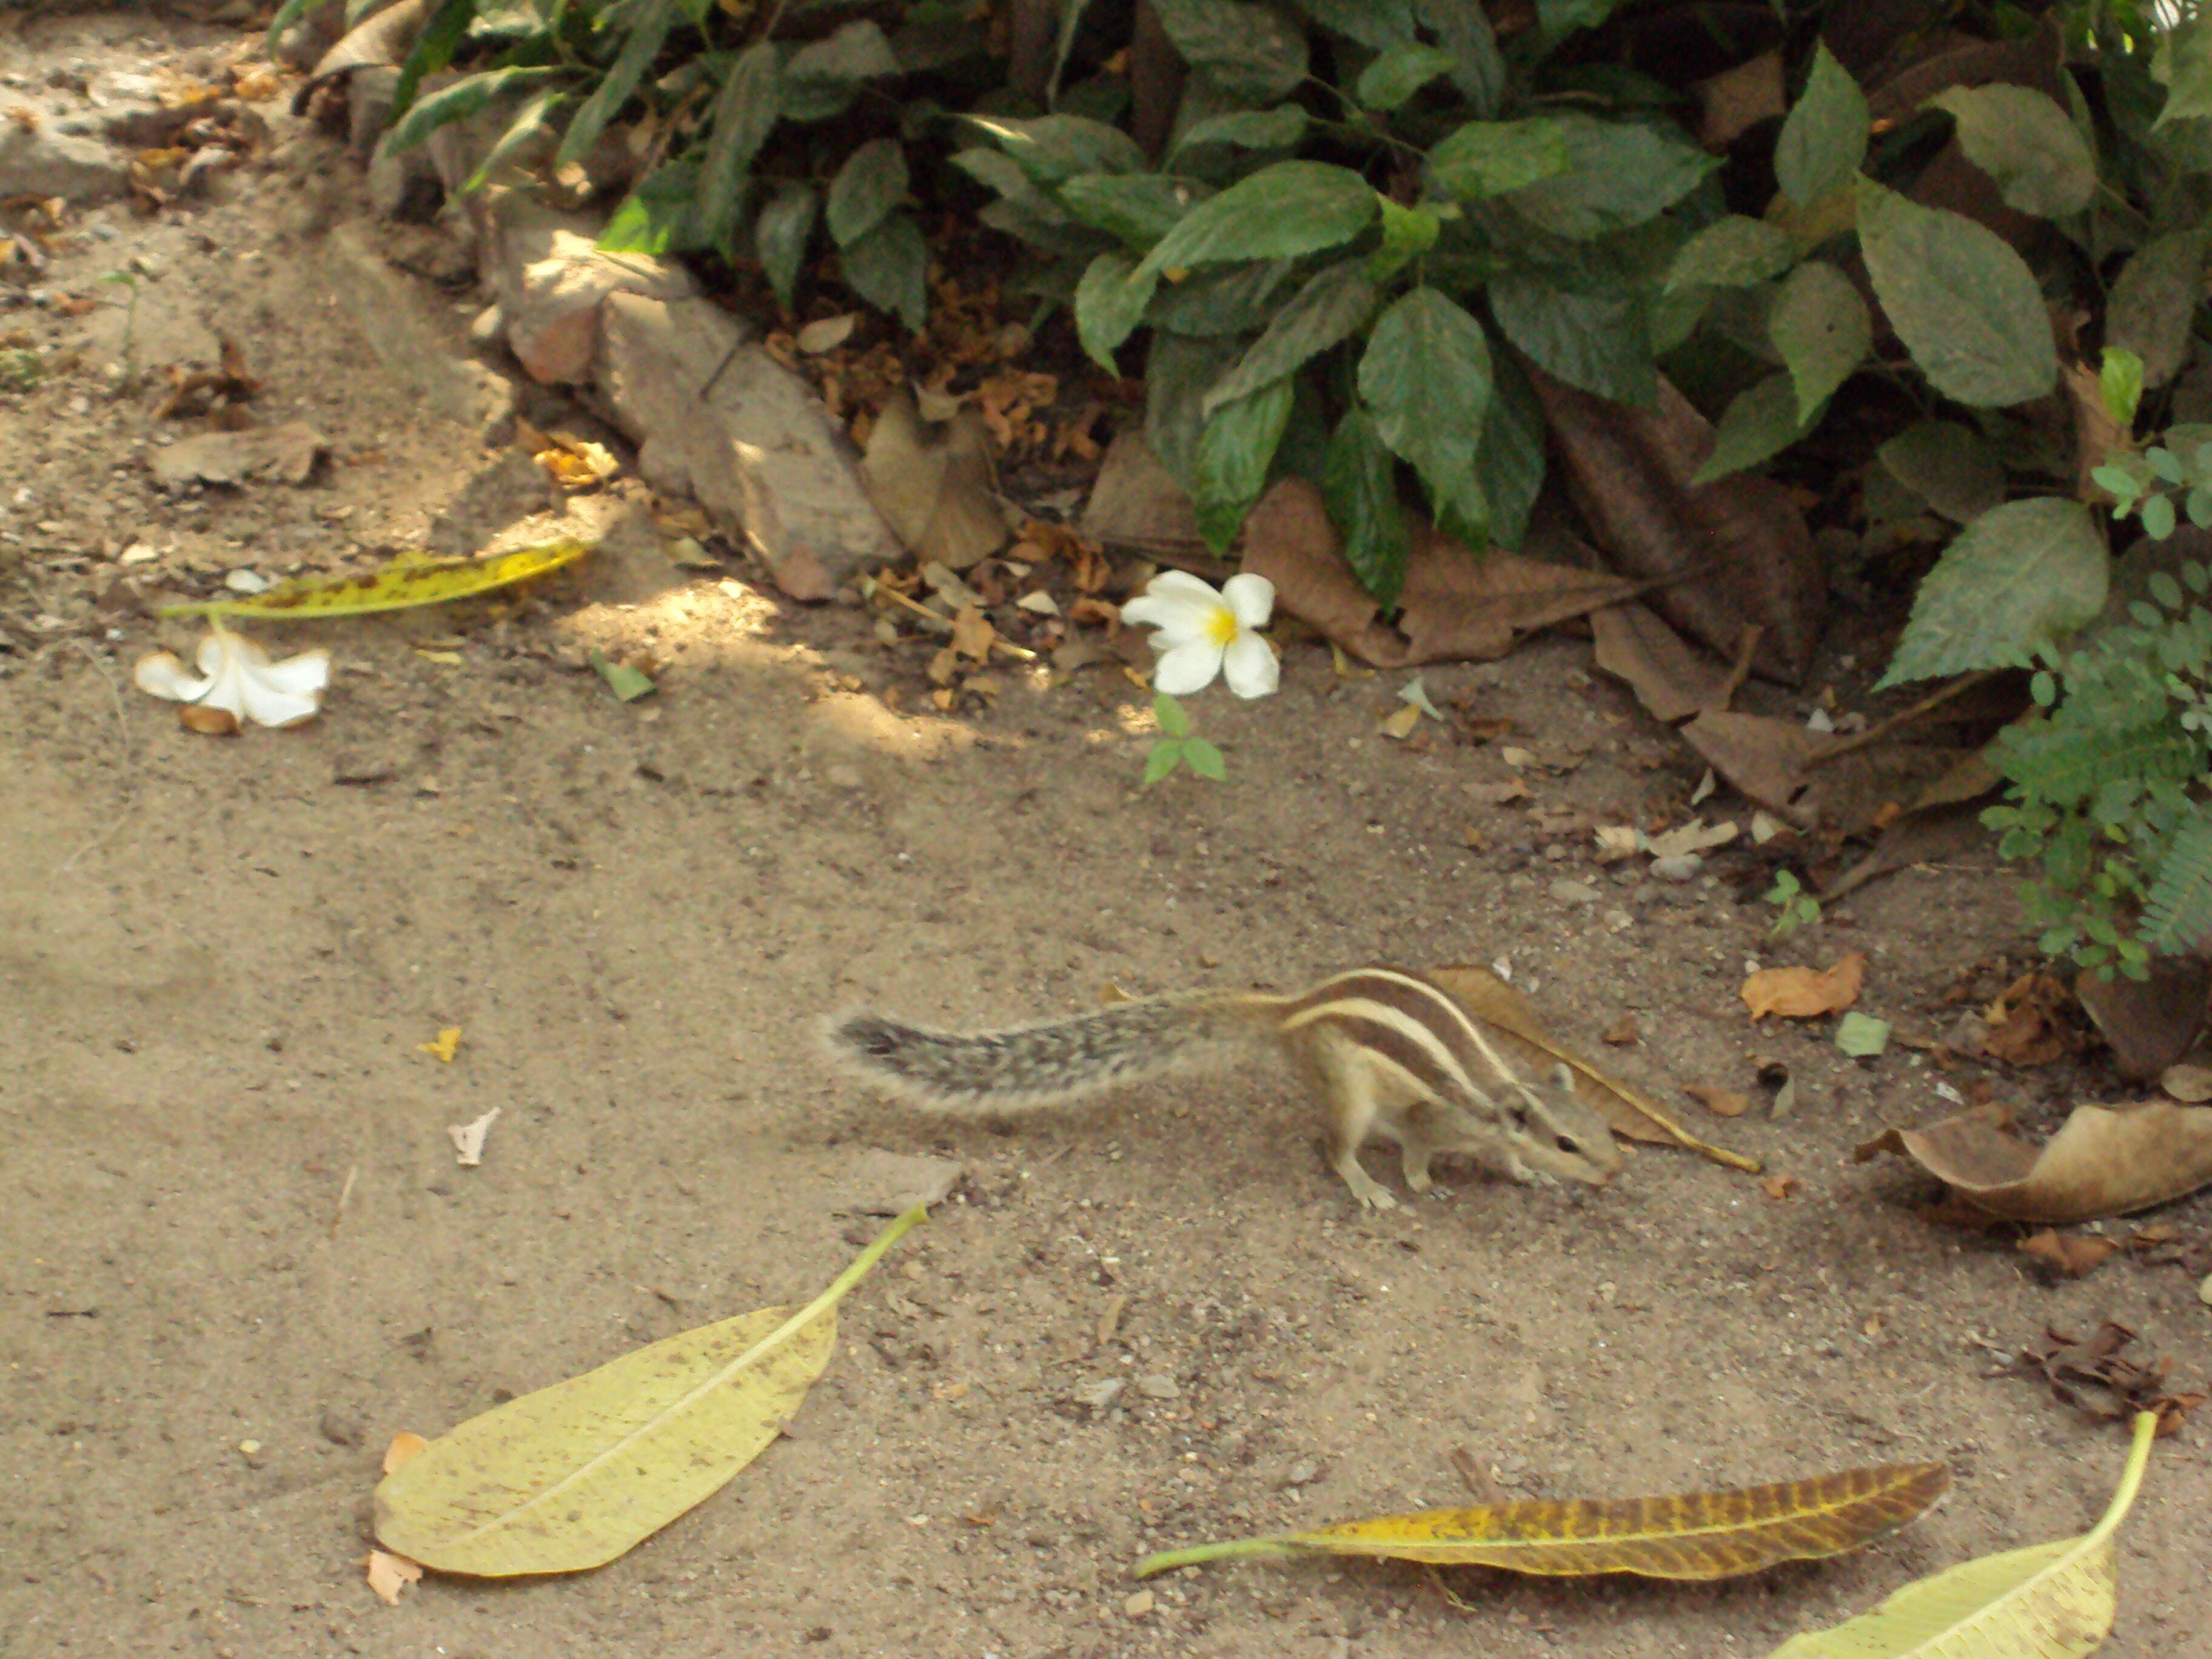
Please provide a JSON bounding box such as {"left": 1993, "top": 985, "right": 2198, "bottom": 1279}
{"left": 1119, "top": 570, "right": 1279, "bottom": 699}
{"left": 133, "top": 625, "right": 330, "bottom": 732}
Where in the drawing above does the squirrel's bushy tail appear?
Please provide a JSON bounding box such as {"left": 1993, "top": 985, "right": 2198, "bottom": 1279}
{"left": 825, "top": 991, "right": 1272, "bottom": 1111}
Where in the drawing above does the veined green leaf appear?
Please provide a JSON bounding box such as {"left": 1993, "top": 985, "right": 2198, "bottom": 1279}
{"left": 1356, "top": 44, "right": 1459, "bottom": 111}
{"left": 1775, "top": 41, "right": 1866, "bottom": 210}
{"left": 1502, "top": 114, "right": 1716, "bottom": 238}
{"left": 1075, "top": 252, "right": 1160, "bottom": 371}
{"left": 840, "top": 211, "right": 928, "bottom": 330}
{"left": 964, "top": 112, "right": 1146, "bottom": 186}
{"left": 1877, "top": 498, "right": 2107, "bottom": 688}
{"left": 1769, "top": 261, "right": 1869, "bottom": 423}
{"left": 1692, "top": 375, "right": 1820, "bottom": 484}
{"left": 827, "top": 139, "right": 908, "bottom": 247}
{"left": 1664, "top": 215, "right": 1794, "bottom": 292}
{"left": 1930, "top": 83, "right": 2095, "bottom": 217}
{"left": 1191, "top": 378, "right": 1295, "bottom": 553}
{"left": 1139, "top": 162, "right": 1378, "bottom": 279}
{"left": 1426, "top": 116, "right": 1573, "bottom": 200}
{"left": 1151, "top": 0, "right": 1309, "bottom": 103}
{"left": 1167, "top": 106, "right": 1309, "bottom": 162}
{"left": 555, "top": 0, "right": 672, "bottom": 167}
{"left": 780, "top": 19, "right": 900, "bottom": 121}
{"left": 1204, "top": 261, "right": 1378, "bottom": 415}
{"left": 381, "top": 65, "right": 561, "bottom": 157}
{"left": 1324, "top": 407, "right": 1412, "bottom": 608}
{"left": 1490, "top": 265, "right": 1652, "bottom": 405}
{"left": 1358, "top": 287, "right": 1492, "bottom": 528}
{"left": 1475, "top": 350, "right": 1545, "bottom": 549}
{"left": 699, "top": 44, "right": 779, "bottom": 247}
{"left": 756, "top": 183, "right": 819, "bottom": 312}
{"left": 1056, "top": 173, "right": 1204, "bottom": 249}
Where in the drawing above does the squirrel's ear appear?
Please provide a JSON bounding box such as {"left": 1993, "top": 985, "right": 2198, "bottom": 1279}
{"left": 1554, "top": 1062, "right": 1577, "bottom": 1095}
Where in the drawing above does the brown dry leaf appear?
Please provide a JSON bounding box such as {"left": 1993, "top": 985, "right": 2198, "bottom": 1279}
{"left": 2065, "top": 361, "right": 2131, "bottom": 503}
{"left": 2019, "top": 1231, "right": 2120, "bottom": 1278}
{"left": 1527, "top": 370, "right": 1824, "bottom": 682}
{"left": 2077, "top": 958, "right": 2211, "bottom": 1081}
{"left": 1425, "top": 964, "right": 1758, "bottom": 1171}
{"left": 364, "top": 1548, "right": 423, "bottom": 1606}
{"left": 1079, "top": 431, "right": 1201, "bottom": 548}
{"left": 1589, "top": 602, "right": 1734, "bottom": 723}
{"left": 860, "top": 386, "right": 1008, "bottom": 569}
{"left": 1761, "top": 1172, "right": 1800, "bottom": 1200}
{"left": 148, "top": 421, "right": 324, "bottom": 488}
{"left": 1696, "top": 52, "right": 1786, "bottom": 147}
{"left": 1466, "top": 778, "right": 1532, "bottom": 805}
{"left": 1687, "top": 1085, "right": 1752, "bottom": 1119}
{"left": 2020, "top": 1322, "right": 2205, "bottom": 1432}
{"left": 1823, "top": 751, "right": 2001, "bottom": 900}
{"left": 951, "top": 604, "right": 996, "bottom": 662}
{"left": 1603, "top": 1014, "right": 1641, "bottom": 1046}
{"left": 383, "top": 1430, "right": 429, "bottom": 1475}
{"left": 1679, "top": 711, "right": 1835, "bottom": 819}
{"left": 1237, "top": 480, "right": 1635, "bottom": 668}
{"left": 1743, "top": 954, "right": 1866, "bottom": 1019}
{"left": 2160, "top": 1063, "right": 2212, "bottom": 1103}
{"left": 1854, "top": 1101, "right": 2212, "bottom": 1222}
{"left": 769, "top": 545, "right": 834, "bottom": 603}
{"left": 1981, "top": 973, "right": 2077, "bottom": 1067}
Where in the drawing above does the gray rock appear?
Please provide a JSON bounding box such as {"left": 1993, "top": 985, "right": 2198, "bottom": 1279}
{"left": 1548, "top": 878, "right": 1600, "bottom": 904}
{"left": 349, "top": 65, "right": 402, "bottom": 154}
{"left": 834, "top": 1148, "right": 964, "bottom": 1216}
{"left": 478, "top": 190, "right": 695, "bottom": 383}
{"left": 1648, "top": 853, "right": 1704, "bottom": 882}
{"left": 1071, "top": 1377, "right": 1125, "bottom": 1409}
{"left": 0, "top": 124, "right": 125, "bottom": 202}
{"left": 318, "top": 221, "right": 500, "bottom": 430}
{"left": 1135, "top": 1373, "right": 1181, "bottom": 1400}
{"left": 597, "top": 292, "right": 902, "bottom": 587}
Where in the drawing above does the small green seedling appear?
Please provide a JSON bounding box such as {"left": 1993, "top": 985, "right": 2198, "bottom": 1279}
{"left": 99, "top": 269, "right": 141, "bottom": 390}
{"left": 0, "top": 349, "right": 42, "bottom": 393}
{"left": 1765, "top": 869, "right": 1821, "bottom": 937}
{"left": 1143, "top": 694, "right": 1225, "bottom": 785}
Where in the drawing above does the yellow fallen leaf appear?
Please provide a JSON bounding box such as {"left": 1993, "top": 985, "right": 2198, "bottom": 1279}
{"left": 159, "top": 539, "right": 590, "bottom": 620}
{"left": 1379, "top": 702, "right": 1423, "bottom": 739}
{"left": 417, "top": 1027, "right": 461, "bottom": 1064}
{"left": 1765, "top": 1411, "right": 2157, "bottom": 1657}
{"left": 1743, "top": 953, "right": 1866, "bottom": 1019}
{"left": 383, "top": 1432, "right": 429, "bottom": 1475}
{"left": 1134, "top": 1460, "right": 1948, "bottom": 1581}
{"left": 374, "top": 1207, "right": 924, "bottom": 1575}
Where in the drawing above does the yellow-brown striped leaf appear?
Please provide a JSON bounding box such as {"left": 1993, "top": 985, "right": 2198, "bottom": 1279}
{"left": 159, "top": 539, "right": 589, "bottom": 620}
{"left": 1133, "top": 1461, "right": 1949, "bottom": 1581}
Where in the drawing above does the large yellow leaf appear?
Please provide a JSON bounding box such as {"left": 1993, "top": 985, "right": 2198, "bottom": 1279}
{"left": 1765, "top": 1412, "right": 2158, "bottom": 1658}
{"left": 1133, "top": 1460, "right": 1948, "bottom": 1581}
{"left": 159, "top": 539, "right": 590, "bottom": 620}
{"left": 374, "top": 1205, "right": 923, "bottom": 1577}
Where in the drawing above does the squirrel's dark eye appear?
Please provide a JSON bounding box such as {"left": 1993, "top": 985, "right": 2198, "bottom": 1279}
{"left": 1555, "top": 1134, "right": 1578, "bottom": 1154}
{"left": 1510, "top": 1105, "right": 1530, "bottom": 1127}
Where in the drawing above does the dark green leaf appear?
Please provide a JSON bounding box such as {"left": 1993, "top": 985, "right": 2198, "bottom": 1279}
{"left": 556, "top": 0, "right": 672, "bottom": 167}
{"left": 1204, "top": 261, "right": 1378, "bottom": 415}
{"left": 781, "top": 19, "right": 900, "bottom": 122}
{"left": 1929, "top": 84, "right": 2095, "bottom": 217}
{"left": 391, "top": 0, "right": 477, "bottom": 119}
{"left": 756, "top": 183, "right": 819, "bottom": 311}
{"left": 1415, "top": 0, "right": 1503, "bottom": 118}
{"left": 1540, "top": 0, "right": 1620, "bottom": 39}
{"left": 1151, "top": 0, "right": 1309, "bottom": 104}
{"left": 1768, "top": 260, "right": 1869, "bottom": 423}
{"left": 1167, "top": 106, "right": 1309, "bottom": 161}
{"left": 1489, "top": 266, "right": 1652, "bottom": 404}
{"left": 1502, "top": 115, "right": 1718, "bottom": 239}
{"left": 1056, "top": 173, "right": 1204, "bottom": 249}
{"left": 1474, "top": 350, "right": 1544, "bottom": 549}
{"left": 1075, "top": 252, "right": 1161, "bottom": 370}
{"left": 1323, "top": 408, "right": 1411, "bottom": 608}
{"left": 964, "top": 113, "right": 1147, "bottom": 186}
{"left": 2106, "top": 230, "right": 2208, "bottom": 388}
{"left": 828, "top": 139, "right": 908, "bottom": 247}
{"left": 699, "top": 44, "right": 779, "bottom": 246}
{"left": 1146, "top": 332, "right": 1247, "bottom": 488}
{"left": 1148, "top": 259, "right": 1295, "bottom": 337}
{"left": 1356, "top": 44, "right": 1460, "bottom": 112}
{"left": 1691, "top": 375, "right": 1818, "bottom": 483}
{"left": 1426, "top": 117, "right": 1573, "bottom": 200}
{"left": 1877, "top": 421, "right": 2006, "bottom": 524}
{"left": 1775, "top": 41, "right": 1867, "bottom": 210}
{"left": 2144, "top": 493, "right": 2178, "bottom": 538}
{"left": 1854, "top": 178, "right": 2057, "bottom": 407}
{"left": 1192, "top": 378, "right": 1295, "bottom": 553}
{"left": 1139, "top": 161, "right": 1378, "bottom": 278}
{"left": 1358, "top": 287, "right": 1492, "bottom": 525}
{"left": 2143, "top": 808, "right": 2212, "bottom": 951}
{"left": 382, "top": 65, "right": 559, "bottom": 156}
{"left": 2153, "top": 15, "right": 2212, "bottom": 128}
{"left": 1663, "top": 215, "right": 1794, "bottom": 291}
{"left": 1293, "top": 0, "right": 1415, "bottom": 52}
{"left": 1182, "top": 738, "right": 1227, "bottom": 780}
{"left": 839, "top": 210, "right": 928, "bottom": 331}
{"left": 1876, "top": 497, "right": 2108, "bottom": 688}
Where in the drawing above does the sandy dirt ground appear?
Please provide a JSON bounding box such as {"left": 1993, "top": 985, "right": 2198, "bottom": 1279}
{"left": 3, "top": 9, "right": 2208, "bottom": 1658}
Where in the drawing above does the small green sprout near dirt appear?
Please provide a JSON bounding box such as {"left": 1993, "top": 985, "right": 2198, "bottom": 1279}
{"left": 1143, "top": 694, "right": 1224, "bottom": 787}
{"left": 0, "top": 348, "right": 42, "bottom": 393}
{"left": 98, "top": 269, "right": 139, "bottom": 389}
{"left": 1765, "top": 870, "right": 1821, "bottom": 938}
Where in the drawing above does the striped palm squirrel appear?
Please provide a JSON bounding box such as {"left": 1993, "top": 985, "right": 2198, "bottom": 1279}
{"left": 825, "top": 967, "right": 1623, "bottom": 1208}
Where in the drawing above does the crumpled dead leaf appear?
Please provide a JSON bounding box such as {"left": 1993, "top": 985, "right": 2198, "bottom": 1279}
{"left": 2019, "top": 1322, "right": 2205, "bottom": 1433}
{"left": 149, "top": 420, "right": 324, "bottom": 488}
{"left": 1238, "top": 479, "right": 1635, "bottom": 668}
{"left": 364, "top": 1547, "right": 423, "bottom": 1606}
{"left": 2160, "top": 1062, "right": 2212, "bottom": 1103}
{"left": 1679, "top": 711, "right": 1835, "bottom": 820}
{"left": 1687, "top": 1085, "right": 1751, "bottom": 1118}
{"left": 2077, "top": 958, "right": 2211, "bottom": 1081}
{"left": 1589, "top": 601, "right": 1735, "bottom": 723}
{"left": 860, "top": 386, "right": 1008, "bottom": 569}
{"left": 1743, "top": 954, "right": 1866, "bottom": 1019}
{"left": 1425, "top": 963, "right": 1758, "bottom": 1171}
{"left": 1527, "top": 369, "right": 1824, "bottom": 683}
{"left": 1980, "top": 972, "right": 2077, "bottom": 1067}
{"left": 1823, "top": 751, "right": 2001, "bottom": 900}
{"left": 2018, "top": 1230, "right": 2120, "bottom": 1278}
{"left": 1855, "top": 1100, "right": 2212, "bottom": 1222}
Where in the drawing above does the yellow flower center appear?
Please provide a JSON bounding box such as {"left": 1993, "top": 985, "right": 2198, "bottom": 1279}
{"left": 1206, "top": 603, "right": 1239, "bottom": 647}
